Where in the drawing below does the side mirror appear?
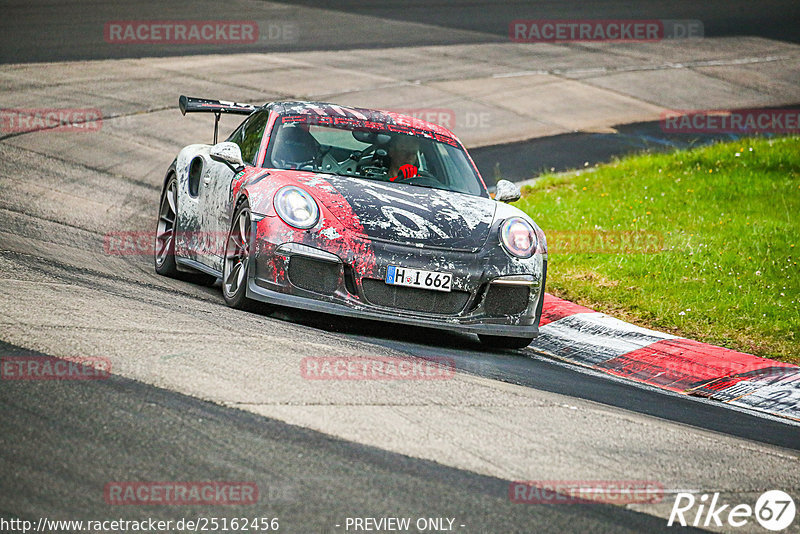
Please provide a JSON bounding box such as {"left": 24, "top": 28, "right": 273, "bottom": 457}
{"left": 209, "top": 142, "right": 244, "bottom": 167}
{"left": 494, "top": 179, "right": 521, "bottom": 203}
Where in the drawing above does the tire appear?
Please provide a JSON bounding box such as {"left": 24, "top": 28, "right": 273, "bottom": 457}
{"left": 154, "top": 177, "right": 181, "bottom": 278}
{"left": 154, "top": 176, "right": 216, "bottom": 285}
{"left": 222, "top": 200, "right": 258, "bottom": 311}
{"left": 478, "top": 334, "right": 534, "bottom": 350}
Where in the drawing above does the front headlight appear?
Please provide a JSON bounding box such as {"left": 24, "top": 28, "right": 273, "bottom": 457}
{"left": 500, "top": 217, "right": 536, "bottom": 258}
{"left": 274, "top": 186, "right": 319, "bottom": 229}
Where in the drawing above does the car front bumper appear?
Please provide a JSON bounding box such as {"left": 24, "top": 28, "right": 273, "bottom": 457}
{"left": 247, "top": 238, "right": 547, "bottom": 339}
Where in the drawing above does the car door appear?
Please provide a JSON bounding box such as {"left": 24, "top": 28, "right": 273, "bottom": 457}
{"left": 197, "top": 110, "right": 270, "bottom": 273}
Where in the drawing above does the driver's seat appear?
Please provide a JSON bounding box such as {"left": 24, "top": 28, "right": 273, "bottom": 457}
{"left": 272, "top": 125, "right": 319, "bottom": 168}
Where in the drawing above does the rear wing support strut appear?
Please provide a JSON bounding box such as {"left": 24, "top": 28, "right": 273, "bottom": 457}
{"left": 178, "top": 95, "right": 258, "bottom": 144}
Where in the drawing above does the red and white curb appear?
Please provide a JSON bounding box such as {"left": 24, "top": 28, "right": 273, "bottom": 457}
{"left": 530, "top": 294, "right": 800, "bottom": 422}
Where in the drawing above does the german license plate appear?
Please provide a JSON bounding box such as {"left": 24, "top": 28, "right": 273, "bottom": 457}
{"left": 385, "top": 265, "right": 452, "bottom": 292}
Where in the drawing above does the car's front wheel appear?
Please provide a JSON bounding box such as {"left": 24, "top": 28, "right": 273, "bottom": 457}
{"left": 478, "top": 334, "right": 534, "bottom": 350}
{"left": 222, "top": 200, "right": 258, "bottom": 310}
{"left": 154, "top": 176, "right": 216, "bottom": 285}
{"left": 154, "top": 177, "right": 181, "bottom": 277}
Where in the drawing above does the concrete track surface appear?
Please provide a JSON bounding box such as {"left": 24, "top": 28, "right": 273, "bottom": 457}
{"left": 1, "top": 2, "right": 799, "bottom": 533}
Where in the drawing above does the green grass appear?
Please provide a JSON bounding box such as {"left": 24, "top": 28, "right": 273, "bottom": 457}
{"left": 515, "top": 136, "right": 800, "bottom": 363}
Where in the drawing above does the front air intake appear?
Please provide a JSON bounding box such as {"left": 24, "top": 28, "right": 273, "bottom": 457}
{"left": 288, "top": 256, "right": 339, "bottom": 295}
{"left": 361, "top": 279, "right": 470, "bottom": 315}
{"left": 483, "top": 284, "right": 530, "bottom": 316}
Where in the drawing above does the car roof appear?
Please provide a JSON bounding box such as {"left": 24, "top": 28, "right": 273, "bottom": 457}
{"left": 267, "top": 101, "right": 458, "bottom": 140}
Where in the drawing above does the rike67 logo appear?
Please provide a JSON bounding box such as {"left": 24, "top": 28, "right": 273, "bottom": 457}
{"left": 668, "top": 490, "right": 796, "bottom": 531}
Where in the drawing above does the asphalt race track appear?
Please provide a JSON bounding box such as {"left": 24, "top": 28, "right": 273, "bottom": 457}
{"left": 1, "top": 1, "right": 799, "bottom": 533}
{"left": 0, "top": 341, "right": 705, "bottom": 533}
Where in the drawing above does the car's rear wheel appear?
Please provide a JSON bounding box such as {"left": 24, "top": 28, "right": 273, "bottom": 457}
{"left": 222, "top": 201, "right": 258, "bottom": 310}
{"left": 478, "top": 334, "right": 534, "bottom": 350}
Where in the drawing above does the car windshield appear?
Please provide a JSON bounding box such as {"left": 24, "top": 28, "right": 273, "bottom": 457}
{"left": 264, "top": 114, "right": 488, "bottom": 197}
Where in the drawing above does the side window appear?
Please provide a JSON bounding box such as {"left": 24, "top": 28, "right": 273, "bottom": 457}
{"left": 239, "top": 111, "right": 269, "bottom": 165}
{"left": 226, "top": 111, "right": 269, "bottom": 165}
{"left": 226, "top": 117, "right": 248, "bottom": 147}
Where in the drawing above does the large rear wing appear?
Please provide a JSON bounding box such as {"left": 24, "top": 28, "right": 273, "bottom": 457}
{"left": 179, "top": 95, "right": 258, "bottom": 143}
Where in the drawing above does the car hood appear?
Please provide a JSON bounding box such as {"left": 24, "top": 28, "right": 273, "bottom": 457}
{"left": 308, "top": 174, "right": 497, "bottom": 252}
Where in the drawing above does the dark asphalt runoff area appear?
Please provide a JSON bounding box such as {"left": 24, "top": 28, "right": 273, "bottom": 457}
{"left": 470, "top": 116, "right": 800, "bottom": 182}
{"left": 282, "top": 0, "right": 800, "bottom": 44}
{"left": 2, "top": 0, "right": 798, "bottom": 63}
{"left": 0, "top": 341, "right": 701, "bottom": 534}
